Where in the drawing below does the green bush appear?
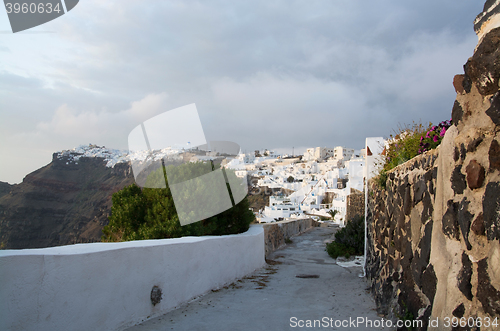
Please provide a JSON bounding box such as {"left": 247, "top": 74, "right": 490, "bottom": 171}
{"left": 375, "top": 119, "right": 452, "bottom": 189}
{"left": 383, "top": 122, "right": 428, "bottom": 172}
{"left": 102, "top": 162, "right": 255, "bottom": 242}
{"left": 326, "top": 214, "right": 364, "bottom": 258}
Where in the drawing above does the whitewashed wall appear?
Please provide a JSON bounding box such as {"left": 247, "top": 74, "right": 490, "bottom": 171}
{"left": 0, "top": 225, "right": 265, "bottom": 331}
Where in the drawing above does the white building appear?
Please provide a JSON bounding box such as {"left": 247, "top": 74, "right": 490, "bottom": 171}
{"left": 303, "top": 147, "right": 335, "bottom": 161}
{"left": 333, "top": 146, "right": 354, "bottom": 161}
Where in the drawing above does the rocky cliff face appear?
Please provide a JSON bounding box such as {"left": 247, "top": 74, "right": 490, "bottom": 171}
{"left": 0, "top": 181, "right": 12, "bottom": 199}
{"left": 0, "top": 152, "right": 134, "bottom": 249}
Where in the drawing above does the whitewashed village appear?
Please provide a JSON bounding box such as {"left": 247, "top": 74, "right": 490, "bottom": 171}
{"left": 224, "top": 139, "right": 385, "bottom": 225}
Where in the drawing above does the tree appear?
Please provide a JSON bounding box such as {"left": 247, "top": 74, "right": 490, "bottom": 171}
{"left": 327, "top": 209, "right": 338, "bottom": 219}
{"left": 102, "top": 162, "right": 255, "bottom": 242}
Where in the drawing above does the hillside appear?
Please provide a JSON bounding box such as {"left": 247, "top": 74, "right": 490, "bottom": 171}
{"left": 0, "top": 146, "right": 135, "bottom": 249}
{"left": 0, "top": 181, "right": 12, "bottom": 199}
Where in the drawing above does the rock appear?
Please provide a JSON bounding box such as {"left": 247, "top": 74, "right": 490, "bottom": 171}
{"left": 0, "top": 181, "right": 11, "bottom": 199}
{"left": 482, "top": 182, "right": 500, "bottom": 241}
{"left": 421, "top": 264, "right": 437, "bottom": 305}
{"left": 486, "top": 92, "right": 500, "bottom": 125}
{"left": 452, "top": 101, "right": 464, "bottom": 125}
{"left": 458, "top": 199, "right": 473, "bottom": 250}
{"left": 451, "top": 165, "right": 466, "bottom": 195}
{"left": 453, "top": 75, "right": 465, "bottom": 94}
{"left": 477, "top": 258, "right": 500, "bottom": 316}
{"left": 463, "top": 27, "right": 500, "bottom": 96}
{"left": 471, "top": 213, "right": 485, "bottom": 236}
{"left": 452, "top": 303, "right": 465, "bottom": 318}
{"left": 489, "top": 139, "right": 500, "bottom": 170}
{"left": 442, "top": 200, "right": 460, "bottom": 240}
{"left": 465, "top": 160, "right": 485, "bottom": 189}
{"left": 458, "top": 252, "right": 473, "bottom": 301}
{"left": 467, "top": 135, "right": 484, "bottom": 153}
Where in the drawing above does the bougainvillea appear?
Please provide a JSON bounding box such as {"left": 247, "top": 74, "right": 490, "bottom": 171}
{"left": 417, "top": 119, "right": 452, "bottom": 154}
{"left": 377, "top": 119, "right": 453, "bottom": 189}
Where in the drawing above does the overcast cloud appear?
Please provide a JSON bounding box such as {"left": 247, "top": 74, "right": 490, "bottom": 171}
{"left": 0, "top": 0, "right": 485, "bottom": 183}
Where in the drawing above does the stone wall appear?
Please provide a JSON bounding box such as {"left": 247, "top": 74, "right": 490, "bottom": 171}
{"left": 366, "top": 150, "right": 439, "bottom": 327}
{"left": 366, "top": 3, "right": 500, "bottom": 329}
{"left": 346, "top": 188, "right": 365, "bottom": 222}
{"left": 263, "top": 218, "right": 318, "bottom": 257}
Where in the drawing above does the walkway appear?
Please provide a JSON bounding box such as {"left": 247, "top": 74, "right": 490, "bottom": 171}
{"left": 124, "top": 226, "right": 391, "bottom": 330}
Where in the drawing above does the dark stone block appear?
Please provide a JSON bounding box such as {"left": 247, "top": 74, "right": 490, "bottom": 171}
{"left": 414, "top": 177, "right": 427, "bottom": 205}
{"left": 477, "top": 258, "right": 500, "bottom": 316}
{"left": 465, "top": 160, "right": 485, "bottom": 190}
{"left": 471, "top": 213, "right": 485, "bottom": 236}
{"left": 422, "top": 192, "right": 433, "bottom": 223}
{"left": 412, "top": 250, "right": 424, "bottom": 288}
{"left": 452, "top": 303, "right": 465, "bottom": 318}
{"left": 463, "top": 27, "right": 500, "bottom": 96}
{"left": 462, "top": 70, "right": 473, "bottom": 94}
{"left": 460, "top": 143, "right": 467, "bottom": 161}
{"left": 442, "top": 200, "right": 460, "bottom": 240}
{"left": 419, "top": 221, "right": 433, "bottom": 267}
{"left": 486, "top": 92, "right": 500, "bottom": 125}
{"left": 398, "top": 285, "right": 424, "bottom": 324}
{"left": 458, "top": 252, "right": 473, "bottom": 301}
{"left": 451, "top": 166, "right": 466, "bottom": 195}
{"left": 453, "top": 74, "right": 465, "bottom": 94}
{"left": 458, "top": 198, "right": 473, "bottom": 250}
{"left": 467, "top": 136, "right": 484, "bottom": 153}
{"left": 452, "top": 100, "right": 464, "bottom": 125}
{"left": 454, "top": 146, "right": 460, "bottom": 162}
{"left": 421, "top": 264, "right": 437, "bottom": 305}
{"left": 489, "top": 139, "right": 500, "bottom": 171}
{"left": 400, "top": 239, "right": 413, "bottom": 272}
{"left": 403, "top": 184, "right": 412, "bottom": 216}
{"left": 483, "top": 182, "right": 500, "bottom": 241}
{"left": 423, "top": 170, "right": 432, "bottom": 183}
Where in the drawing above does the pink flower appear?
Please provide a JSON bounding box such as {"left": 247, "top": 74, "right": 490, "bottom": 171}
{"left": 440, "top": 127, "right": 446, "bottom": 137}
{"left": 425, "top": 131, "right": 430, "bottom": 139}
{"left": 433, "top": 135, "right": 439, "bottom": 142}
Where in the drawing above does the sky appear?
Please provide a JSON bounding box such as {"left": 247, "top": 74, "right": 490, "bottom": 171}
{"left": 0, "top": 0, "right": 485, "bottom": 184}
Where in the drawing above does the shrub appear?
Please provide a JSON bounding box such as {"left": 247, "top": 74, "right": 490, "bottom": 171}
{"left": 383, "top": 122, "right": 428, "bottom": 172}
{"left": 326, "top": 214, "right": 364, "bottom": 258}
{"left": 376, "top": 119, "right": 452, "bottom": 187}
{"left": 102, "top": 162, "right": 255, "bottom": 242}
{"left": 417, "top": 119, "right": 452, "bottom": 154}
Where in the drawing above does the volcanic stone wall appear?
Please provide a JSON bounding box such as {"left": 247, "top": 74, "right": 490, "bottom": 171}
{"left": 345, "top": 188, "right": 365, "bottom": 222}
{"left": 366, "top": 3, "right": 500, "bottom": 329}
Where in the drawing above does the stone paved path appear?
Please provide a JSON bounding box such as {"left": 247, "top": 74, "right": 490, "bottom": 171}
{"left": 124, "top": 226, "right": 393, "bottom": 331}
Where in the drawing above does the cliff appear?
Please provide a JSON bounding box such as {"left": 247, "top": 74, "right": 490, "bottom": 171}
{"left": 0, "top": 151, "right": 134, "bottom": 249}
{"left": 0, "top": 181, "right": 12, "bottom": 199}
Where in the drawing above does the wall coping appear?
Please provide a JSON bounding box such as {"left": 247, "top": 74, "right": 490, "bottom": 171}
{"left": 0, "top": 225, "right": 263, "bottom": 256}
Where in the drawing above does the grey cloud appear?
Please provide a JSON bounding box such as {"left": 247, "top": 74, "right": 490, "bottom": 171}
{"left": 0, "top": 0, "right": 487, "bottom": 183}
